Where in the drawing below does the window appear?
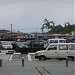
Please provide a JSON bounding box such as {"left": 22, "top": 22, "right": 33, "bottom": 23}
{"left": 48, "top": 45, "right": 57, "bottom": 50}
{"left": 59, "top": 40, "right": 66, "bottom": 43}
{"left": 59, "top": 45, "right": 68, "bottom": 50}
{"left": 69, "top": 44, "right": 75, "bottom": 50}
{"left": 40, "top": 41, "right": 44, "bottom": 44}
{"left": 50, "top": 40, "right": 58, "bottom": 43}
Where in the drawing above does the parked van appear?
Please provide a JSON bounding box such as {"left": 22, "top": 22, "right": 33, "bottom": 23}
{"left": 44, "top": 38, "right": 66, "bottom": 47}
{"left": 47, "top": 38, "right": 66, "bottom": 43}
{"left": 35, "top": 43, "right": 75, "bottom": 61}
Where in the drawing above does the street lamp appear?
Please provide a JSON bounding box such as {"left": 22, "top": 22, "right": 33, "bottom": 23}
{"left": 10, "top": 24, "right": 12, "bottom": 40}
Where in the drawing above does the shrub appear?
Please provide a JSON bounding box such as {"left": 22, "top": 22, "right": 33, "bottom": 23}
{"left": 15, "top": 47, "right": 45, "bottom": 54}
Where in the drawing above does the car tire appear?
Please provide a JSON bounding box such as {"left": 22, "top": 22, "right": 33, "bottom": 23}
{"left": 68, "top": 56, "right": 74, "bottom": 61}
{"left": 57, "top": 58, "right": 63, "bottom": 61}
{"left": 39, "top": 56, "right": 46, "bottom": 61}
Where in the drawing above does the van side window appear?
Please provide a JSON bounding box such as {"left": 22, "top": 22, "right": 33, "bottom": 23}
{"left": 48, "top": 45, "right": 57, "bottom": 50}
{"left": 59, "top": 40, "right": 66, "bottom": 43}
{"left": 59, "top": 45, "right": 68, "bottom": 50}
{"left": 69, "top": 44, "right": 75, "bottom": 50}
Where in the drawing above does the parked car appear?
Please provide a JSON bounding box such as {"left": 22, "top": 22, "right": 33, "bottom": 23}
{"left": 23, "top": 41, "right": 30, "bottom": 47}
{"left": 1, "top": 41, "right": 13, "bottom": 50}
{"left": 30, "top": 40, "right": 44, "bottom": 48}
{"left": 35, "top": 43, "right": 75, "bottom": 61}
{"left": 11, "top": 42, "right": 28, "bottom": 49}
{"left": 0, "top": 42, "right": 2, "bottom": 50}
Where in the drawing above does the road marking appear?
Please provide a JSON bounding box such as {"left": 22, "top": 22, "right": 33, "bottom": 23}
{"left": 0, "top": 53, "right": 6, "bottom": 54}
{"left": 9, "top": 54, "right": 13, "bottom": 61}
{"left": 27, "top": 54, "right": 32, "bottom": 61}
{"left": 13, "top": 53, "right": 21, "bottom": 54}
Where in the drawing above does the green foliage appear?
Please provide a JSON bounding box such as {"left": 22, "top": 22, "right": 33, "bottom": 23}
{"left": 49, "top": 25, "right": 65, "bottom": 34}
{"left": 41, "top": 18, "right": 55, "bottom": 33}
{"left": 41, "top": 19, "right": 75, "bottom": 34}
{"left": 15, "top": 47, "right": 45, "bottom": 54}
{"left": 64, "top": 22, "right": 75, "bottom": 34}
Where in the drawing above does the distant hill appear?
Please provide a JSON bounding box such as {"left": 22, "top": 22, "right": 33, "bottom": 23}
{"left": 0, "top": 30, "right": 10, "bottom": 33}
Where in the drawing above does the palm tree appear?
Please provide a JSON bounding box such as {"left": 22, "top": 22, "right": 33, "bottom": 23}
{"left": 41, "top": 19, "right": 50, "bottom": 33}
{"left": 41, "top": 19, "right": 55, "bottom": 33}
{"left": 49, "top": 21, "right": 55, "bottom": 31}
{"left": 50, "top": 21, "right": 54, "bottom": 26}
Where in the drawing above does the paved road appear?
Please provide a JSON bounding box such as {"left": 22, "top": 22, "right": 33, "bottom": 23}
{"left": 12, "top": 53, "right": 36, "bottom": 61}
{"left": 0, "top": 54, "right": 11, "bottom": 60}
{"left": 0, "top": 53, "right": 75, "bottom": 75}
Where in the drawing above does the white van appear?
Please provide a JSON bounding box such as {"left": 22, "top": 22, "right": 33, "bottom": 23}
{"left": 47, "top": 38, "right": 66, "bottom": 43}
{"left": 35, "top": 43, "right": 75, "bottom": 61}
{"left": 44, "top": 38, "right": 66, "bottom": 48}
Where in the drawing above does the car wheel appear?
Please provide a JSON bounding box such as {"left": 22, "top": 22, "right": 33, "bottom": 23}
{"left": 68, "top": 56, "right": 74, "bottom": 61}
{"left": 57, "top": 58, "right": 63, "bottom": 61}
{"left": 39, "top": 56, "right": 46, "bottom": 61}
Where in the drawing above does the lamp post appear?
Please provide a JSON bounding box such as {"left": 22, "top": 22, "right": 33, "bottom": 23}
{"left": 10, "top": 24, "right": 12, "bottom": 40}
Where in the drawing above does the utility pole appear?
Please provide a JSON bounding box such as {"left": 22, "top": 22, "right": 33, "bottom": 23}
{"left": 10, "top": 24, "right": 12, "bottom": 40}
{"left": 36, "top": 27, "right": 38, "bottom": 40}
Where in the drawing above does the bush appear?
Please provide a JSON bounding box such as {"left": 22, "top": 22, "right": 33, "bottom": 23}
{"left": 15, "top": 47, "right": 45, "bottom": 54}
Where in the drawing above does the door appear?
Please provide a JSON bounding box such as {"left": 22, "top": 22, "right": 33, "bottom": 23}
{"left": 68, "top": 44, "right": 75, "bottom": 57}
{"left": 58, "top": 44, "right": 69, "bottom": 58}
{"left": 45, "top": 45, "right": 58, "bottom": 58}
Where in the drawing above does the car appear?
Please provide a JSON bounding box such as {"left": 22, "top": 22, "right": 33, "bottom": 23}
{"left": 30, "top": 40, "right": 44, "bottom": 48}
{"left": 1, "top": 41, "right": 13, "bottom": 50}
{"left": 11, "top": 42, "right": 28, "bottom": 49}
{"left": 0, "top": 42, "right": 2, "bottom": 50}
{"left": 35, "top": 43, "right": 75, "bottom": 61}
{"left": 23, "top": 41, "right": 30, "bottom": 47}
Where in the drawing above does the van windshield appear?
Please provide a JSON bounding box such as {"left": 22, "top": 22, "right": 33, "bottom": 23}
{"left": 50, "top": 40, "right": 58, "bottom": 43}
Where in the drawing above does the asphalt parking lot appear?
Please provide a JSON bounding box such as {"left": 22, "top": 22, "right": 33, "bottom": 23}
{"left": 0, "top": 53, "right": 75, "bottom": 75}
{"left": 11, "top": 53, "right": 36, "bottom": 61}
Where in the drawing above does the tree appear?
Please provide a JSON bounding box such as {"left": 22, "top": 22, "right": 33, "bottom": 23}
{"left": 41, "top": 19, "right": 75, "bottom": 35}
{"left": 49, "top": 24, "right": 64, "bottom": 34}
{"left": 64, "top": 22, "right": 73, "bottom": 35}
{"left": 41, "top": 19, "right": 55, "bottom": 33}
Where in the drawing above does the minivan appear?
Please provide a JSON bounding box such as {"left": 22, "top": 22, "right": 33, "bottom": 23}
{"left": 35, "top": 43, "right": 75, "bottom": 61}
{"left": 44, "top": 38, "right": 66, "bottom": 47}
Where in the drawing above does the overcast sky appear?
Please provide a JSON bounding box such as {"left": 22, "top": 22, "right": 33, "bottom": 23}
{"left": 0, "top": 0, "right": 74, "bottom": 33}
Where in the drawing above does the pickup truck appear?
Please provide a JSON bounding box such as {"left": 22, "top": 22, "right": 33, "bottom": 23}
{"left": 35, "top": 43, "right": 75, "bottom": 61}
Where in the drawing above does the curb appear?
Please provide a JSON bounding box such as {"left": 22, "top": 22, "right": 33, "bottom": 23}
{"left": 0, "top": 52, "right": 35, "bottom": 55}
{"left": 0, "top": 53, "right": 21, "bottom": 55}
